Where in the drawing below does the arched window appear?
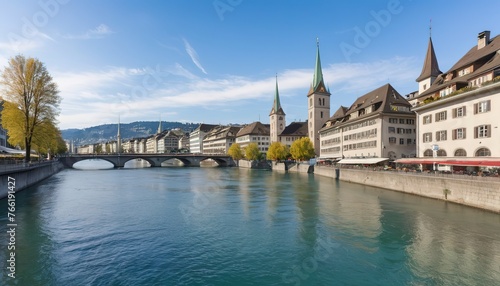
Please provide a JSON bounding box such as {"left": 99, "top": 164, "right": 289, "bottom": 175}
{"left": 423, "top": 149, "right": 433, "bottom": 157}
{"left": 437, "top": 149, "right": 447, "bottom": 157}
{"left": 454, "top": 149, "right": 467, "bottom": 157}
{"left": 475, "top": 147, "right": 491, "bottom": 157}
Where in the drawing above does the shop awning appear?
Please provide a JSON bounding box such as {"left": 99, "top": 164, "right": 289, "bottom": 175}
{"left": 395, "top": 158, "right": 500, "bottom": 167}
{"left": 0, "top": 146, "right": 25, "bottom": 154}
{"left": 337, "top": 158, "right": 389, "bottom": 165}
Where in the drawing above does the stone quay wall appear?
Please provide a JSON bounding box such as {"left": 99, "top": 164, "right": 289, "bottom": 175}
{"left": 0, "top": 161, "right": 64, "bottom": 199}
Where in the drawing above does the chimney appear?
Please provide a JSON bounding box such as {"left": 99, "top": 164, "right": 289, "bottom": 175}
{"left": 478, "top": 31, "right": 491, "bottom": 49}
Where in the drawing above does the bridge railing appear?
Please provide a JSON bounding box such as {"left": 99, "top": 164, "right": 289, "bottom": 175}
{"left": 0, "top": 160, "right": 57, "bottom": 174}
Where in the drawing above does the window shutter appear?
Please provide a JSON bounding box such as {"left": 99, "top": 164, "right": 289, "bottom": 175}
{"left": 463, "top": 106, "right": 466, "bottom": 116}
{"left": 452, "top": 108, "right": 457, "bottom": 118}
{"left": 474, "top": 103, "right": 478, "bottom": 114}
{"left": 487, "top": 100, "right": 491, "bottom": 112}
{"left": 452, "top": 129, "right": 456, "bottom": 140}
{"left": 474, "top": 126, "right": 478, "bottom": 138}
{"left": 463, "top": 128, "right": 466, "bottom": 139}
{"left": 487, "top": 124, "right": 491, "bottom": 137}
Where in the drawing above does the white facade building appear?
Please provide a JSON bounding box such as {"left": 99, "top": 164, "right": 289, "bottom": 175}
{"left": 235, "top": 121, "right": 270, "bottom": 153}
{"left": 319, "top": 84, "right": 416, "bottom": 162}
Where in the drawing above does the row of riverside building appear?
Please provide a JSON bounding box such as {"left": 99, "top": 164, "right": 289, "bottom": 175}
{"left": 75, "top": 30, "right": 500, "bottom": 171}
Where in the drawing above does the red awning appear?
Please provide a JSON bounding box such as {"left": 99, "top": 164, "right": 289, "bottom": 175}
{"left": 395, "top": 158, "right": 500, "bottom": 167}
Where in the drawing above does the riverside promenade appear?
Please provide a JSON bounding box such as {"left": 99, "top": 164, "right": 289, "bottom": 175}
{"left": 0, "top": 160, "right": 64, "bottom": 199}
{"left": 271, "top": 162, "right": 500, "bottom": 213}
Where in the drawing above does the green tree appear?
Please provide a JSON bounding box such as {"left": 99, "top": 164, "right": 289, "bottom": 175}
{"left": 228, "top": 143, "right": 244, "bottom": 162}
{"left": 266, "top": 141, "right": 289, "bottom": 161}
{"left": 1, "top": 55, "right": 61, "bottom": 162}
{"left": 290, "top": 137, "right": 315, "bottom": 161}
{"left": 31, "top": 119, "right": 67, "bottom": 157}
{"left": 244, "top": 142, "right": 261, "bottom": 161}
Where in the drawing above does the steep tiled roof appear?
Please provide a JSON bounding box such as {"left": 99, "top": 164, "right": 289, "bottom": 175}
{"left": 320, "top": 84, "right": 412, "bottom": 132}
{"left": 236, "top": 121, "right": 270, "bottom": 137}
{"left": 194, "top": 123, "right": 218, "bottom": 133}
{"left": 447, "top": 35, "right": 500, "bottom": 72}
{"left": 418, "top": 33, "right": 500, "bottom": 98}
{"left": 416, "top": 37, "right": 442, "bottom": 82}
{"left": 280, "top": 122, "right": 308, "bottom": 136}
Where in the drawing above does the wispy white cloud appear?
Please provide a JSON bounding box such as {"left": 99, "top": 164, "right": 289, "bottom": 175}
{"left": 0, "top": 30, "right": 54, "bottom": 55}
{"left": 54, "top": 56, "right": 419, "bottom": 129}
{"left": 183, "top": 38, "right": 207, "bottom": 74}
{"left": 63, "top": 24, "right": 113, "bottom": 40}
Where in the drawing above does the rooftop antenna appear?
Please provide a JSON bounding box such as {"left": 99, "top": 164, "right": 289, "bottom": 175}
{"left": 429, "top": 18, "right": 432, "bottom": 37}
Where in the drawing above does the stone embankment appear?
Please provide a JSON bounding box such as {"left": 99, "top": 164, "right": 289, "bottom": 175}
{"left": 272, "top": 163, "right": 500, "bottom": 213}
{"left": 0, "top": 161, "right": 64, "bottom": 199}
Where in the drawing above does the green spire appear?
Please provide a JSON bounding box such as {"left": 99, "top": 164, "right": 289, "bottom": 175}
{"left": 274, "top": 74, "right": 281, "bottom": 112}
{"left": 270, "top": 74, "right": 285, "bottom": 115}
{"left": 312, "top": 38, "right": 324, "bottom": 90}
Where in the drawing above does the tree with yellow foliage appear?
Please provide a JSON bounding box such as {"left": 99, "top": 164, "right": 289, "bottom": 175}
{"left": 1, "top": 55, "right": 61, "bottom": 162}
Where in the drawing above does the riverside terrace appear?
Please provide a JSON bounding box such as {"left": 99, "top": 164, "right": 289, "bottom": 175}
{"left": 58, "top": 154, "right": 235, "bottom": 168}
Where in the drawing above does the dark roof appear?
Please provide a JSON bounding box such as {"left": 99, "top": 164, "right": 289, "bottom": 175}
{"left": 236, "top": 121, "right": 270, "bottom": 137}
{"left": 330, "top": 105, "right": 349, "bottom": 120}
{"left": 416, "top": 37, "right": 442, "bottom": 82}
{"left": 320, "top": 84, "right": 412, "bottom": 131}
{"left": 195, "top": 123, "right": 218, "bottom": 133}
{"left": 447, "top": 35, "right": 500, "bottom": 73}
{"left": 418, "top": 34, "right": 500, "bottom": 98}
{"left": 280, "top": 122, "right": 308, "bottom": 136}
{"left": 345, "top": 84, "right": 411, "bottom": 115}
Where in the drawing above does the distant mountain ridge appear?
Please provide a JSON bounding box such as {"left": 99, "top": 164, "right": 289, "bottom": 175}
{"left": 61, "top": 121, "right": 200, "bottom": 146}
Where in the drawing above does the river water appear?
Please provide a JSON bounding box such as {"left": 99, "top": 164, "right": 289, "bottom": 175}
{"left": 1, "top": 165, "right": 499, "bottom": 285}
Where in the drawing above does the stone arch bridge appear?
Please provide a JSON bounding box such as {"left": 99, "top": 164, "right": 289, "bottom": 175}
{"left": 58, "top": 154, "right": 235, "bottom": 168}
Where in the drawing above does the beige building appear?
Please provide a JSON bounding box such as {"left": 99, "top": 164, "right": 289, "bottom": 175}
{"left": 235, "top": 121, "right": 270, "bottom": 153}
{"left": 279, "top": 122, "right": 308, "bottom": 148}
{"left": 400, "top": 31, "right": 500, "bottom": 168}
{"left": 319, "top": 84, "right": 416, "bottom": 162}
{"left": 190, "top": 124, "right": 217, "bottom": 154}
{"left": 202, "top": 125, "right": 241, "bottom": 155}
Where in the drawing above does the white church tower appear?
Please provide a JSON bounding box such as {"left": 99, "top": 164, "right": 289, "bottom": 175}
{"left": 307, "top": 40, "right": 330, "bottom": 155}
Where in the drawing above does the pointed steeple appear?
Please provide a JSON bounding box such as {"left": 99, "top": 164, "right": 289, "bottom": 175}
{"left": 416, "top": 37, "right": 442, "bottom": 82}
{"left": 308, "top": 39, "right": 329, "bottom": 95}
{"left": 117, "top": 115, "right": 121, "bottom": 138}
{"left": 269, "top": 74, "right": 285, "bottom": 116}
{"left": 117, "top": 115, "right": 121, "bottom": 154}
{"left": 157, "top": 114, "right": 162, "bottom": 134}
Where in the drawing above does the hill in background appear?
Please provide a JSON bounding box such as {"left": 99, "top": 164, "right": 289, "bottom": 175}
{"left": 62, "top": 121, "right": 200, "bottom": 146}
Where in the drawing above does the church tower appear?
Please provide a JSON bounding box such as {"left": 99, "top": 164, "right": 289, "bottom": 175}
{"left": 416, "top": 32, "right": 441, "bottom": 95}
{"left": 269, "top": 75, "right": 286, "bottom": 143}
{"left": 307, "top": 40, "right": 330, "bottom": 156}
{"left": 117, "top": 115, "right": 121, "bottom": 154}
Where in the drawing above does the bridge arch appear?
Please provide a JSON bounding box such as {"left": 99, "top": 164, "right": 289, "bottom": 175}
{"left": 159, "top": 157, "right": 191, "bottom": 166}
{"left": 121, "top": 157, "right": 155, "bottom": 167}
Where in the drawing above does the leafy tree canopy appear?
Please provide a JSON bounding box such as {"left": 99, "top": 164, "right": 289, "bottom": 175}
{"left": 266, "top": 141, "right": 289, "bottom": 161}
{"left": 290, "top": 137, "right": 315, "bottom": 161}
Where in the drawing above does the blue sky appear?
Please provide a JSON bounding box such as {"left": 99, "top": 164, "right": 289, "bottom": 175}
{"left": 1, "top": 0, "right": 499, "bottom": 129}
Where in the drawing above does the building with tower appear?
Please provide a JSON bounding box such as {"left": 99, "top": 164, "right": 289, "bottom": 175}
{"left": 307, "top": 41, "right": 331, "bottom": 155}
{"left": 269, "top": 75, "right": 286, "bottom": 143}
{"left": 398, "top": 30, "right": 500, "bottom": 169}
